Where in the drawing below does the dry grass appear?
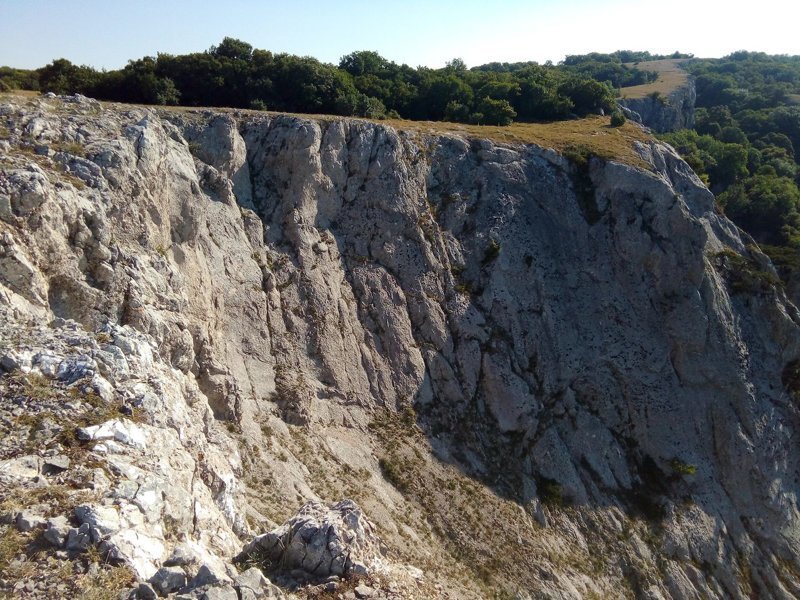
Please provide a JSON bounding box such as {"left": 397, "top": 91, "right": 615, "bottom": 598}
{"left": 0, "top": 486, "right": 73, "bottom": 517}
{"left": 154, "top": 104, "right": 653, "bottom": 166}
{"left": 383, "top": 115, "right": 653, "bottom": 166}
{"left": 0, "top": 527, "right": 29, "bottom": 576}
{"left": 75, "top": 564, "right": 136, "bottom": 600}
{"left": 0, "top": 90, "right": 654, "bottom": 169}
{"left": 620, "top": 59, "right": 692, "bottom": 99}
{"left": 165, "top": 106, "right": 652, "bottom": 167}
{"left": 0, "top": 89, "right": 40, "bottom": 101}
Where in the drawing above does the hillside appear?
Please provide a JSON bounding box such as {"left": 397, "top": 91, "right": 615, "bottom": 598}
{"left": 1, "top": 92, "right": 800, "bottom": 600}
{"left": 618, "top": 59, "right": 696, "bottom": 133}
{"left": 619, "top": 59, "right": 692, "bottom": 100}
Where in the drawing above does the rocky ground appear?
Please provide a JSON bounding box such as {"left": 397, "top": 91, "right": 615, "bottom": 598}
{"left": 1, "top": 92, "right": 800, "bottom": 599}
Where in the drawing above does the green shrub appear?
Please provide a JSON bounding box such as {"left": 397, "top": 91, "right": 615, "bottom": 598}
{"left": 714, "top": 248, "right": 782, "bottom": 294}
{"left": 482, "top": 239, "right": 501, "bottom": 264}
{"left": 379, "top": 455, "right": 410, "bottom": 492}
{"left": 561, "top": 143, "right": 592, "bottom": 169}
{"left": 610, "top": 110, "right": 626, "bottom": 127}
{"left": 762, "top": 245, "right": 800, "bottom": 281}
{"left": 536, "top": 476, "right": 564, "bottom": 506}
{"left": 781, "top": 359, "right": 800, "bottom": 401}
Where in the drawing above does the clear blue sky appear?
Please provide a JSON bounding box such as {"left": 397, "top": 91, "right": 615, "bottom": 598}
{"left": 1, "top": 0, "right": 798, "bottom": 70}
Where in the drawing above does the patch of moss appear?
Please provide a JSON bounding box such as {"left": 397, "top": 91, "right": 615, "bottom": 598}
{"left": 669, "top": 458, "right": 697, "bottom": 476}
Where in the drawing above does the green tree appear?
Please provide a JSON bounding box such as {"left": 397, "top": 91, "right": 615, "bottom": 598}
{"left": 476, "top": 96, "right": 516, "bottom": 125}
{"left": 444, "top": 100, "right": 470, "bottom": 123}
{"left": 211, "top": 37, "right": 253, "bottom": 61}
{"left": 37, "top": 58, "right": 99, "bottom": 95}
{"left": 720, "top": 173, "right": 800, "bottom": 245}
{"left": 339, "top": 51, "right": 390, "bottom": 77}
{"left": 558, "top": 78, "right": 615, "bottom": 115}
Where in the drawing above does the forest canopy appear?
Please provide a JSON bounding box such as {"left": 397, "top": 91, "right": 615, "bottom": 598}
{"left": 659, "top": 52, "right": 800, "bottom": 267}
{"left": 0, "top": 38, "right": 646, "bottom": 125}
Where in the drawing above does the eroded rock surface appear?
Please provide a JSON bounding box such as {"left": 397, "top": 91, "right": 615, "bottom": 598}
{"left": 0, "top": 94, "right": 799, "bottom": 599}
{"left": 238, "top": 500, "right": 383, "bottom": 580}
{"left": 619, "top": 78, "right": 696, "bottom": 132}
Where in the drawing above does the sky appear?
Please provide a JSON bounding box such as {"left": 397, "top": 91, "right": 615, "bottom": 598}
{"left": 1, "top": 0, "right": 799, "bottom": 70}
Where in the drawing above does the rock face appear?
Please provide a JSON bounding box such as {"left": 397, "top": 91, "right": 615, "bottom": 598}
{"left": 619, "top": 78, "right": 696, "bottom": 132}
{"left": 1, "top": 94, "right": 800, "bottom": 599}
{"left": 238, "top": 500, "right": 383, "bottom": 580}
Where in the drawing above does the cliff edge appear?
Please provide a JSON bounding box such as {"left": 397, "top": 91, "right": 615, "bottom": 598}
{"left": 0, "top": 94, "right": 799, "bottom": 599}
{"left": 619, "top": 59, "right": 696, "bottom": 132}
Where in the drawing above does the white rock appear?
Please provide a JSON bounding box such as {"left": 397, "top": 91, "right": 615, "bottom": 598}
{"left": 75, "top": 504, "right": 121, "bottom": 535}
{"left": 100, "top": 528, "right": 165, "bottom": 580}
{"left": 239, "top": 500, "right": 382, "bottom": 579}
{"left": 77, "top": 419, "right": 147, "bottom": 450}
{"left": 90, "top": 373, "right": 115, "bottom": 402}
{"left": 0, "top": 455, "right": 41, "bottom": 481}
{"left": 15, "top": 510, "right": 46, "bottom": 532}
{"left": 43, "top": 515, "right": 71, "bottom": 547}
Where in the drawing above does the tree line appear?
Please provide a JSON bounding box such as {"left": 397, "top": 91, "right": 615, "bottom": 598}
{"left": 659, "top": 52, "right": 800, "bottom": 271}
{"left": 13, "top": 44, "right": 800, "bottom": 274}
{"left": 0, "top": 38, "right": 661, "bottom": 126}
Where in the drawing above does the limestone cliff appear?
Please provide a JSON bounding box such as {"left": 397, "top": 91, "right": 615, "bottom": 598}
{"left": 1, "top": 94, "right": 799, "bottom": 600}
{"left": 619, "top": 78, "right": 696, "bottom": 132}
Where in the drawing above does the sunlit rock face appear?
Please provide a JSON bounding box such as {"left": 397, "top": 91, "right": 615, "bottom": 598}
{"left": 619, "top": 77, "right": 696, "bottom": 132}
{"left": 0, "top": 94, "right": 798, "bottom": 599}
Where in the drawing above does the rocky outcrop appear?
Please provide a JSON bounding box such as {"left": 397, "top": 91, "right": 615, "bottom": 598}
{"left": 1, "top": 94, "right": 799, "bottom": 599}
{"left": 619, "top": 78, "right": 696, "bottom": 132}
{"left": 238, "top": 500, "right": 383, "bottom": 581}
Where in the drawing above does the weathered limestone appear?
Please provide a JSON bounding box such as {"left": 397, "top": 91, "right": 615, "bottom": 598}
{"left": 619, "top": 79, "right": 696, "bottom": 132}
{"left": 238, "top": 500, "right": 383, "bottom": 579}
{"left": 0, "top": 94, "right": 799, "bottom": 598}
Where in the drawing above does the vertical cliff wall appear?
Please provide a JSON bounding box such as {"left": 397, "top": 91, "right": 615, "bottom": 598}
{"left": 1, "top": 94, "right": 799, "bottom": 599}
{"left": 619, "top": 78, "right": 696, "bottom": 132}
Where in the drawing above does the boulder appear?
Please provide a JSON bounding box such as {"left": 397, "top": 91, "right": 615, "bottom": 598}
{"left": 233, "top": 567, "right": 286, "bottom": 600}
{"left": 148, "top": 566, "right": 187, "bottom": 596}
{"left": 237, "top": 500, "right": 382, "bottom": 580}
{"left": 43, "top": 515, "right": 71, "bottom": 548}
{"left": 65, "top": 523, "right": 93, "bottom": 552}
{"left": 15, "top": 510, "right": 46, "bottom": 532}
